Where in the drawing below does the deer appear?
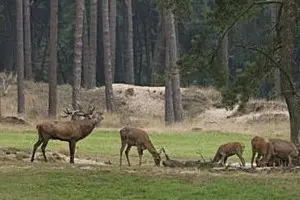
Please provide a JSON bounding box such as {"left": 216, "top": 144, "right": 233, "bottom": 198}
{"left": 250, "top": 135, "right": 274, "bottom": 168}
{"left": 212, "top": 142, "right": 245, "bottom": 166}
{"left": 266, "top": 138, "right": 299, "bottom": 167}
{"left": 119, "top": 127, "right": 161, "bottom": 167}
{"left": 30, "top": 105, "right": 103, "bottom": 164}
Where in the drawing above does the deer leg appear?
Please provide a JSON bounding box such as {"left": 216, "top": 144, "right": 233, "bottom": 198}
{"left": 218, "top": 154, "right": 226, "bottom": 166}
{"left": 69, "top": 140, "right": 76, "bottom": 164}
{"left": 137, "top": 147, "right": 143, "bottom": 167}
{"left": 255, "top": 153, "right": 262, "bottom": 166}
{"left": 119, "top": 142, "right": 126, "bottom": 167}
{"left": 125, "top": 145, "right": 132, "bottom": 166}
{"left": 251, "top": 150, "right": 256, "bottom": 168}
{"left": 30, "top": 137, "right": 43, "bottom": 162}
{"left": 223, "top": 156, "right": 229, "bottom": 166}
{"left": 288, "top": 155, "right": 293, "bottom": 167}
{"left": 41, "top": 139, "right": 49, "bottom": 162}
{"left": 237, "top": 152, "right": 245, "bottom": 166}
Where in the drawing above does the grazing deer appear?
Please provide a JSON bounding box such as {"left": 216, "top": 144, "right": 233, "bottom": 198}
{"left": 119, "top": 127, "right": 161, "bottom": 167}
{"left": 251, "top": 136, "right": 274, "bottom": 168}
{"left": 212, "top": 142, "right": 245, "bottom": 166}
{"left": 30, "top": 105, "right": 103, "bottom": 164}
{"left": 267, "top": 138, "right": 298, "bottom": 167}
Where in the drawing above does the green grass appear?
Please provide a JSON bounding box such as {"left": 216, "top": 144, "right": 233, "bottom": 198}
{"left": 0, "top": 166, "right": 299, "bottom": 200}
{"left": 2, "top": 129, "right": 297, "bottom": 200}
{"left": 0, "top": 130, "right": 253, "bottom": 161}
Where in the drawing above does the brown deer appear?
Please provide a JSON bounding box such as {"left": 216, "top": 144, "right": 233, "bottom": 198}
{"left": 250, "top": 136, "right": 274, "bottom": 168}
{"left": 119, "top": 127, "right": 161, "bottom": 167}
{"left": 212, "top": 142, "right": 245, "bottom": 166}
{"left": 267, "top": 138, "right": 298, "bottom": 167}
{"left": 30, "top": 106, "right": 103, "bottom": 164}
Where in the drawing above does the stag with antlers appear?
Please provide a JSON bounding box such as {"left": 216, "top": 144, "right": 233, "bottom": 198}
{"left": 30, "top": 105, "right": 103, "bottom": 164}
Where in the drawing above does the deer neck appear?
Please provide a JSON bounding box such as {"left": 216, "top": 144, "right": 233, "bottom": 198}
{"left": 78, "top": 120, "right": 97, "bottom": 138}
{"left": 145, "top": 141, "right": 158, "bottom": 157}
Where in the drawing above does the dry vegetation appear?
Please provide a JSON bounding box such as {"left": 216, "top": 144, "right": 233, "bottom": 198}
{"left": 0, "top": 81, "right": 290, "bottom": 137}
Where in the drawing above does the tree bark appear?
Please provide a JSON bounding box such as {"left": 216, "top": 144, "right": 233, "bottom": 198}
{"left": 220, "top": 32, "right": 229, "bottom": 86}
{"left": 271, "top": 4, "right": 281, "bottom": 99}
{"left": 23, "top": 0, "right": 32, "bottom": 80}
{"left": 103, "top": 0, "right": 115, "bottom": 112}
{"left": 279, "top": 0, "right": 299, "bottom": 144}
{"left": 151, "top": 19, "right": 165, "bottom": 85}
{"left": 164, "top": 24, "right": 174, "bottom": 125}
{"left": 124, "top": 0, "right": 134, "bottom": 84}
{"left": 82, "top": 8, "right": 90, "bottom": 88}
{"left": 16, "top": 0, "right": 25, "bottom": 114}
{"left": 88, "top": 0, "right": 97, "bottom": 89}
{"left": 72, "top": 0, "right": 84, "bottom": 109}
{"left": 48, "top": 0, "right": 58, "bottom": 117}
{"left": 165, "top": 8, "right": 183, "bottom": 123}
{"left": 109, "top": 0, "right": 117, "bottom": 82}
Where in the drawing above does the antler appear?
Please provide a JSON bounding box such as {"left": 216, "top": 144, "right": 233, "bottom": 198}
{"left": 0, "top": 72, "right": 17, "bottom": 96}
{"left": 88, "top": 105, "right": 95, "bottom": 114}
{"left": 60, "top": 104, "right": 85, "bottom": 119}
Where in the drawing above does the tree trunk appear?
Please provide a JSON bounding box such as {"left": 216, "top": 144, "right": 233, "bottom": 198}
{"left": 279, "top": 0, "right": 299, "bottom": 144}
{"left": 82, "top": 9, "right": 90, "bottom": 88}
{"left": 124, "top": 0, "right": 134, "bottom": 84}
{"left": 16, "top": 0, "right": 25, "bottom": 114}
{"left": 151, "top": 18, "right": 165, "bottom": 86}
{"left": 109, "top": 0, "right": 117, "bottom": 82}
{"left": 271, "top": 4, "right": 281, "bottom": 99}
{"left": 23, "top": 0, "right": 32, "bottom": 80}
{"left": 164, "top": 24, "right": 174, "bottom": 125}
{"left": 72, "top": 0, "right": 84, "bottom": 109}
{"left": 103, "top": 0, "right": 115, "bottom": 112}
{"left": 165, "top": 8, "right": 183, "bottom": 123}
{"left": 220, "top": 32, "right": 229, "bottom": 86}
{"left": 88, "top": 0, "right": 97, "bottom": 89}
{"left": 48, "top": 0, "right": 58, "bottom": 117}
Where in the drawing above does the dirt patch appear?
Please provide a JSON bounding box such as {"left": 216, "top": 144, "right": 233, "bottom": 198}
{"left": 0, "top": 147, "right": 110, "bottom": 166}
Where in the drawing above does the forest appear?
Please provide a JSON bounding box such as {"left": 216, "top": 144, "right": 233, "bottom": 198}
{"left": 0, "top": 0, "right": 300, "bottom": 142}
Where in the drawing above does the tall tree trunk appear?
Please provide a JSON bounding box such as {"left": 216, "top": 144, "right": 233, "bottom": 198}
{"left": 221, "top": 32, "right": 229, "bottom": 86}
{"left": 23, "top": 0, "right": 32, "bottom": 80}
{"left": 16, "top": 0, "right": 25, "bottom": 114}
{"left": 279, "top": 0, "right": 299, "bottom": 143}
{"left": 72, "top": 0, "right": 84, "bottom": 109}
{"left": 102, "top": 0, "right": 115, "bottom": 112}
{"left": 109, "top": 0, "right": 117, "bottom": 82}
{"left": 124, "top": 0, "right": 134, "bottom": 84}
{"left": 151, "top": 18, "right": 165, "bottom": 86}
{"left": 88, "top": 0, "right": 97, "bottom": 89}
{"left": 271, "top": 4, "right": 281, "bottom": 99}
{"left": 82, "top": 9, "right": 90, "bottom": 88}
{"left": 144, "top": 21, "right": 153, "bottom": 85}
{"left": 48, "top": 0, "right": 58, "bottom": 117}
{"left": 165, "top": 8, "right": 183, "bottom": 123}
{"left": 164, "top": 23, "right": 174, "bottom": 125}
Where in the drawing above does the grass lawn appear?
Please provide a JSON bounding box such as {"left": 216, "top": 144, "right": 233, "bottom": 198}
{"left": 0, "top": 164, "right": 299, "bottom": 200}
{"left": 0, "top": 129, "right": 253, "bottom": 161}
{"left": 1, "top": 129, "right": 297, "bottom": 200}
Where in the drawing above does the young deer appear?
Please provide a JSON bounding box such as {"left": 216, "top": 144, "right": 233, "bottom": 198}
{"left": 119, "top": 127, "right": 161, "bottom": 167}
{"left": 30, "top": 106, "right": 103, "bottom": 164}
{"left": 212, "top": 142, "right": 245, "bottom": 166}
{"left": 250, "top": 135, "right": 274, "bottom": 168}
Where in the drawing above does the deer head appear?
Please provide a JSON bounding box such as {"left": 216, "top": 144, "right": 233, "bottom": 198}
{"left": 61, "top": 103, "right": 104, "bottom": 125}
